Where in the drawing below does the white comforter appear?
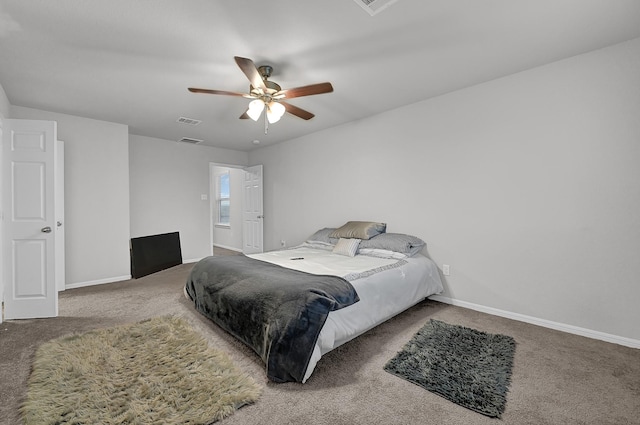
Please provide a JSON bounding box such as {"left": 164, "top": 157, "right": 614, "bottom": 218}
{"left": 249, "top": 246, "right": 443, "bottom": 382}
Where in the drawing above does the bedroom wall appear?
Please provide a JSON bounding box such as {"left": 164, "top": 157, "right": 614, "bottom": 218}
{"left": 8, "top": 106, "right": 131, "bottom": 287}
{"left": 0, "top": 83, "right": 9, "bottom": 118}
{"left": 128, "top": 135, "right": 247, "bottom": 262}
{"left": 248, "top": 37, "right": 640, "bottom": 344}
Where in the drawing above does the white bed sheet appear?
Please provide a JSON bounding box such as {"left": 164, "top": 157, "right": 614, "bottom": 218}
{"left": 249, "top": 246, "right": 399, "bottom": 278}
{"left": 249, "top": 246, "right": 443, "bottom": 382}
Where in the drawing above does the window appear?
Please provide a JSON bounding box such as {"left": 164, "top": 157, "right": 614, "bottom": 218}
{"left": 217, "top": 172, "right": 230, "bottom": 226}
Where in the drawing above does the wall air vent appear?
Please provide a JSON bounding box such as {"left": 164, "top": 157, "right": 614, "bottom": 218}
{"left": 176, "top": 117, "right": 202, "bottom": 125}
{"left": 353, "top": 0, "right": 400, "bottom": 15}
{"left": 178, "top": 137, "right": 203, "bottom": 145}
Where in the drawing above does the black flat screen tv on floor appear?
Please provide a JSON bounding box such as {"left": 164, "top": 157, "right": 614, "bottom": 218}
{"left": 130, "top": 231, "right": 183, "bottom": 279}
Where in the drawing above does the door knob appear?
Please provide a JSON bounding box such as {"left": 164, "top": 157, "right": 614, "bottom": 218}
{"left": 41, "top": 226, "right": 52, "bottom": 233}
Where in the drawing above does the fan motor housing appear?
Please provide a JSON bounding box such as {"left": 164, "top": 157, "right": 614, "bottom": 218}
{"left": 258, "top": 65, "right": 273, "bottom": 78}
{"left": 250, "top": 80, "right": 281, "bottom": 95}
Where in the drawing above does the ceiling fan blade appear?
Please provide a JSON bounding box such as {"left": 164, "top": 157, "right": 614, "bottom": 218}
{"left": 281, "top": 101, "right": 315, "bottom": 120}
{"left": 276, "top": 82, "right": 333, "bottom": 99}
{"left": 239, "top": 110, "right": 250, "bottom": 119}
{"left": 234, "top": 56, "right": 267, "bottom": 92}
{"left": 188, "top": 87, "right": 247, "bottom": 97}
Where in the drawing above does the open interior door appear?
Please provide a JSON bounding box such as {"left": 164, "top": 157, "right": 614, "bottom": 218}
{"left": 2, "top": 119, "right": 58, "bottom": 319}
{"left": 242, "top": 165, "right": 263, "bottom": 254}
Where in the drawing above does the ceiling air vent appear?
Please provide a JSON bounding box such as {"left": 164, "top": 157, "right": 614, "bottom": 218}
{"left": 178, "top": 137, "right": 203, "bottom": 145}
{"left": 176, "top": 116, "right": 202, "bottom": 125}
{"left": 353, "top": 0, "right": 400, "bottom": 15}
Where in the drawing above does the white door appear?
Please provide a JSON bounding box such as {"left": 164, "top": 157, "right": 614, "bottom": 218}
{"left": 243, "top": 165, "right": 263, "bottom": 254}
{"left": 2, "top": 119, "right": 58, "bottom": 319}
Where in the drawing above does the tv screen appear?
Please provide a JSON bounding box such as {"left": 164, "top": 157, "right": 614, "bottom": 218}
{"left": 130, "top": 232, "right": 182, "bottom": 278}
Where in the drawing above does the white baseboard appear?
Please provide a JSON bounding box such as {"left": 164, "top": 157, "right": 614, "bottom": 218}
{"left": 183, "top": 258, "right": 203, "bottom": 264}
{"left": 65, "top": 275, "right": 132, "bottom": 290}
{"left": 65, "top": 260, "right": 206, "bottom": 289}
{"left": 429, "top": 295, "right": 640, "bottom": 349}
{"left": 213, "top": 244, "right": 243, "bottom": 252}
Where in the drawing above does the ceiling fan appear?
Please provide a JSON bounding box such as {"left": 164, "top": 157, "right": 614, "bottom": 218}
{"left": 188, "top": 56, "right": 333, "bottom": 132}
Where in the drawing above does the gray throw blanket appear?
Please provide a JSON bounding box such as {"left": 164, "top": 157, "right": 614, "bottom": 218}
{"left": 185, "top": 255, "right": 360, "bottom": 383}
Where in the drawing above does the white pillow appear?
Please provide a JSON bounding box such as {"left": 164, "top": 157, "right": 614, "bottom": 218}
{"left": 301, "top": 241, "right": 335, "bottom": 251}
{"left": 332, "top": 238, "right": 361, "bottom": 257}
{"left": 358, "top": 248, "right": 408, "bottom": 260}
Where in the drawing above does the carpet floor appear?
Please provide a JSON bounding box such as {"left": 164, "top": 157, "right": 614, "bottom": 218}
{"left": 1, "top": 263, "right": 639, "bottom": 425}
{"left": 21, "top": 315, "right": 261, "bottom": 424}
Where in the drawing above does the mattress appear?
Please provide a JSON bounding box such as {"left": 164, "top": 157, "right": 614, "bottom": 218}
{"left": 249, "top": 245, "right": 443, "bottom": 382}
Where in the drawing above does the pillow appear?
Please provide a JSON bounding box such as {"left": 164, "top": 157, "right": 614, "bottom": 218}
{"left": 358, "top": 248, "right": 408, "bottom": 260}
{"left": 301, "top": 241, "right": 335, "bottom": 251}
{"left": 330, "top": 221, "right": 386, "bottom": 240}
{"left": 358, "top": 233, "right": 425, "bottom": 256}
{"left": 332, "top": 238, "right": 361, "bottom": 257}
{"left": 306, "top": 227, "right": 338, "bottom": 245}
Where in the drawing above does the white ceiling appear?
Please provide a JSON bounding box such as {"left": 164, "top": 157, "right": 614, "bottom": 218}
{"left": 1, "top": 0, "right": 640, "bottom": 151}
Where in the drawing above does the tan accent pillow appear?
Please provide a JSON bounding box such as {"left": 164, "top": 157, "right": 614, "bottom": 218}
{"left": 330, "top": 221, "right": 386, "bottom": 240}
{"left": 332, "top": 238, "right": 361, "bottom": 257}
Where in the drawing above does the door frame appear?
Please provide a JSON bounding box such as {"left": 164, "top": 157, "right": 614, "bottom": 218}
{"left": 0, "top": 117, "right": 4, "bottom": 323}
{"left": 55, "top": 140, "right": 65, "bottom": 291}
{"left": 208, "top": 163, "right": 263, "bottom": 254}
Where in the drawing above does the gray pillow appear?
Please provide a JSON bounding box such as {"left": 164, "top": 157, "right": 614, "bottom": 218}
{"left": 358, "top": 233, "right": 425, "bottom": 256}
{"left": 330, "top": 221, "right": 386, "bottom": 240}
{"left": 306, "top": 227, "right": 339, "bottom": 245}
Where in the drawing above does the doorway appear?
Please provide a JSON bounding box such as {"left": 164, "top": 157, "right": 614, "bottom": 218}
{"left": 209, "top": 163, "right": 264, "bottom": 255}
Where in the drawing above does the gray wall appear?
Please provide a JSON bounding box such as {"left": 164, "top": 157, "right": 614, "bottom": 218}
{"left": 249, "top": 38, "right": 640, "bottom": 343}
{"left": 0, "top": 84, "right": 8, "bottom": 119}
{"left": 9, "top": 106, "right": 131, "bottom": 286}
{"left": 128, "top": 135, "right": 247, "bottom": 262}
{"left": 1, "top": 105, "right": 249, "bottom": 287}
{"left": 0, "top": 111, "right": 248, "bottom": 286}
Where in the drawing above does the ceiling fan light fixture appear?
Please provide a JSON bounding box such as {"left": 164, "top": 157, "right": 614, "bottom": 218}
{"left": 189, "top": 56, "right": 333, "bottom": 126}
{"left": 247, "top": 99, "right": 265, "bottom": 121}
{"left": 267, "top": 101, "right": 286, "bottom": 123}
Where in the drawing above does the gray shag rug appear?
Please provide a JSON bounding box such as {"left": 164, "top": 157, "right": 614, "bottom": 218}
{"left": 384, "top": 319, "right": 516, "bottom": 418}
{"left": 20, "top": 315, "right": 261, "bottom": 425}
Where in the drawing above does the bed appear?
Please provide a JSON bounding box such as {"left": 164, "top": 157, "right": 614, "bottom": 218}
{"left": 185, "top": 222, "right": 443, "bottom": 383}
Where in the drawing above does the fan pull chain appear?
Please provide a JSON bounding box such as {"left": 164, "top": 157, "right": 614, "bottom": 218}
{"left": 264, "top": 111, "right": 269, "bottom": 134}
